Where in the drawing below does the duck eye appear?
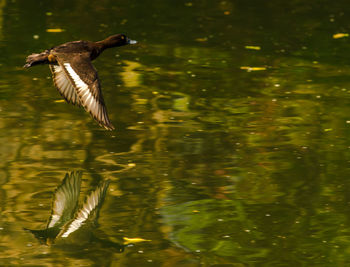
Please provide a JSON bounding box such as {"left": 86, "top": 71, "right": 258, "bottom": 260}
{"left": 121, "top": 36, "right": 125, "bottom": 40}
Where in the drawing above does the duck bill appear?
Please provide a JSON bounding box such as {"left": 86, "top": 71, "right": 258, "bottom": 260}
{"left": 127, "top": 38, "right": 137, "bottom": 45}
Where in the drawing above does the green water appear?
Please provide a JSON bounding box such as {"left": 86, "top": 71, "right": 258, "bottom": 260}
{"left": 2, "top": 0, "right": 350, "bottom": 266}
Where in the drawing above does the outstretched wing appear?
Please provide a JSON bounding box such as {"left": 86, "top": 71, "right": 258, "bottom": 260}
{"left": 57, "top": 179, "right": 110, "bottom": 238}
{"left": 47, "top": 171, "right": 82, "bottom": 229}
{"left": 52, "top": 52, "right": 115, "bottom": 130}
{"left": 50, "top": 64, "right": 81, "bottom": 105}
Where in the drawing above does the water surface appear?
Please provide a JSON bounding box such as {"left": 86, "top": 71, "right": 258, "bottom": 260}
{"left": 1, "top": 0, "right": 350, "bottom": 266}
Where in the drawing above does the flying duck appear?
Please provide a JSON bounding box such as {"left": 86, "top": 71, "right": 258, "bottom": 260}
{"left": 24, "top": 34, "right": 137, "bottom": 130}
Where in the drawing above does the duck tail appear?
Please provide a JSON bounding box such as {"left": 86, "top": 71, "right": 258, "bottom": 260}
{"left": 24, "top": 51, "right": 50, "bottom": 68}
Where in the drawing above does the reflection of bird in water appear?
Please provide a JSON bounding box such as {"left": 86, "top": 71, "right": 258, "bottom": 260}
{"left": 25, "top": 171, "right": 124, "bottom": 252}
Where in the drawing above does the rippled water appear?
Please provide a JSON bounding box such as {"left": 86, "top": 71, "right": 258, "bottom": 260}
{"left": 2, "top": 0, "right": 350, "bottom": 266}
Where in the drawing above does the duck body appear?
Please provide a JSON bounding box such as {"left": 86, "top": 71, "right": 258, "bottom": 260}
{"left": 24, "top": 34, "right": 137, "bottom": 130}
{"left": 24, "top": 41, "right": 100, "bottom": 67}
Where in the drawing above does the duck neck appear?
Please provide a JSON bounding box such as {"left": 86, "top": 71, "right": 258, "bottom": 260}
{"left": 90, "top": 43, "right": 105, "bottom": 60}
{"left": 96, "top": 39, "right": 116, "bottom": 51}
{"left": 95, "top": 41, "right": 109, "bottom": 52}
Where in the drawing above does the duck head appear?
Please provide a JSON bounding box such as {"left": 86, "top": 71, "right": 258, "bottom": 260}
{"left": 100, "top": 34, "right": 137, "bottom": 49}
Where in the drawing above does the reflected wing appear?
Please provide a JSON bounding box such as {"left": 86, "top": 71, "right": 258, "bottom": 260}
{"left": 50, "top": 64, "right": 81, "bottom": 105}
{"left": 57, "top": 179, "right": 110, "bottom": 238}
{"left": 47, "top": 171, "right": 82, "bottom": 228}
{"left": 53, "top": 53, "right": 115, "bottom": 130}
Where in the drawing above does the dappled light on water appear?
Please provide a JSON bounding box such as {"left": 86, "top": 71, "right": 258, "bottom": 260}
{"left": 2, "top": 0, "right": 350, "bottom": 265}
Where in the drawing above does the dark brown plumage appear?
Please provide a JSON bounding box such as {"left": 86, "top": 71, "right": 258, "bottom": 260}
{"left": 24, "top": 34, "right": 137, "bottom": 130}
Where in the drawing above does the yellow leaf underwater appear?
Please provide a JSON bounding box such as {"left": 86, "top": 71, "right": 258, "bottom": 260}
{"left": 245, "top": 45, "right": 261, "bottom": 50}
{"left": 46, "top": 28, "right": 65, "bottom": 33}
{"left": 333, "top": 33, "right": 349, "bottom": 39}
{"left": 123, "top": 237, "right": 151, "bottom": 244}
{"left": 54, "top": 100, "right": 65, "bottom": 103}
{"left": 195, "top": 37, "right": 208, "bottom": 42}
{"left": 240, "top": 66, "right": 267, "bottom": 72}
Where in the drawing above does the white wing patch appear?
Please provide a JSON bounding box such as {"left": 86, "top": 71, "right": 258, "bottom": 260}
{"left": 62, "top": 62, "right": 114, "bottom": 130}
{"left": 51, "top": 65, "right": 80, "bottom": 104}
{"left": 63, "top": 63, "right": 97, "bottom": 110}
{"left": 64, "top": 63, "right": 89, "bottom": 90}
{"left": 59, "top": 183, "right": 106, "bottom": 238}
{"left": 47, "top": 172, "right": 81, "bottom": 229}
{"left": 48, "top": 214, "right": 61, "bottom": 228}
{"left": 47, "top": 192, "right": 65, "bottom": 228}
{"left": 60, "top": 214, "right": 86, "bottom": 238}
